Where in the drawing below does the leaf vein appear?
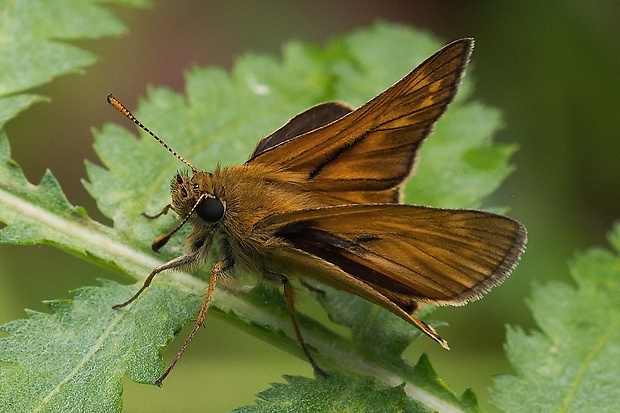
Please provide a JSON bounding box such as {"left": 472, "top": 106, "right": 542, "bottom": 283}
{"left": 558, "top": 316, "right": 620, "bottom": 413}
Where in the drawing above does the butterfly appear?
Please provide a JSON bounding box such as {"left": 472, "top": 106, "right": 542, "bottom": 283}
{"left": 108, "top": 37, "right": 526, "bottom": 383}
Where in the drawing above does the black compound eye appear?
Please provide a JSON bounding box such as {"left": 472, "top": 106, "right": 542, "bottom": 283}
{"left": 196, "top": 196, "right": 224, "bottom": 223}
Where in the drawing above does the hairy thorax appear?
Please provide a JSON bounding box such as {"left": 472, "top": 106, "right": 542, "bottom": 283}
{"left": 192, "top": 163, "right": 319, "bottom": 277}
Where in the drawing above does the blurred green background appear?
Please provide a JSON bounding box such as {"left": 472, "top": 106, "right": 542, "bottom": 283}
{"left": 2, "top": 1, "right": 619, "bottom": 412}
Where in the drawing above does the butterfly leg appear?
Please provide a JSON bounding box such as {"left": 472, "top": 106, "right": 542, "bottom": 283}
{"left": 142, "top": 203, "right": 172, "bottom": 219}
{"left": 156, "top": 258, "right": 233, "bottom": 385}
{"left": 113, "top": 250, "right": 202, "bottom": 309}
{"left": 281, "top": 275, "right": 328, "bottom": 378}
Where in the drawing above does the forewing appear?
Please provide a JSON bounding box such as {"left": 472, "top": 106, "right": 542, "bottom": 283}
{"left": 248, "top": 39, "right": 474, "bottom": 204}
{"left": 261, "top": 204, "right": 526, "bottom": 307}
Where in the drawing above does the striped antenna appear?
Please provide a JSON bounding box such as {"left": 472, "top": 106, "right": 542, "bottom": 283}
{"left": 107, "top": 94, "right": 197, "bottom": 173}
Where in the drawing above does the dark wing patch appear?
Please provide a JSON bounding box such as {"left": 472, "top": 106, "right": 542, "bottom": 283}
{"left": 249, "top": 102, "right": 353, "bottom": 160}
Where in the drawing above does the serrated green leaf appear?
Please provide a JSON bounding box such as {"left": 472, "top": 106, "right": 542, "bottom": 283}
{"left": 308, "top": 281, "right": 423, "bottom": 365}
{"left": 0, "top": 280, "right": 201, "bottom": 413}
{"left": 0, "top": 19, "right": 518, "bottom": 412}
{"left": 491, "top": 224, "right": 620, "bottom": 413}
{"left": 235, "top": 355, "right": 480, "bottom": 413}
{"left": 233, "top": 373, "right": 429, "bottom": 413}
{"left": 407, "top": 102, "right": 513, "bottom": 209}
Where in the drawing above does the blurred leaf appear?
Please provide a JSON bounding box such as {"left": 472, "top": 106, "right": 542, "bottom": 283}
{"left": 0, "top": 0, "right": 145, "bottom": 122}
{"left": 492, "top": 223, "right": 620, "bottom": 412}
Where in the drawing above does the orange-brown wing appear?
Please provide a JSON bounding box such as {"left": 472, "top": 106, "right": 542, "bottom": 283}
{"left": 247, "top": 39, "right": 473, "bottom": 204}
{"left": 259, "top": 204, "right": 526, "bottom": 311}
